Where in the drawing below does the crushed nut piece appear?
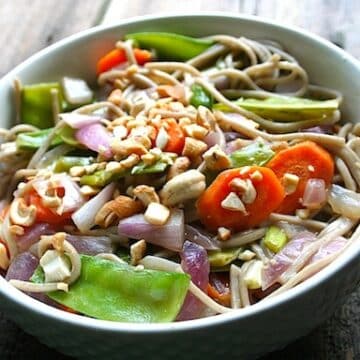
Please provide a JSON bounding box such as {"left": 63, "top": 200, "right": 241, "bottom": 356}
{"left": 296, "top": 209, "right": 310, "bottom": 219}
{"left": 203, "top": 145, "right": 231, "bottom": 171}
{"left": 113, "top": 125, "right": 128, "bottom": 139}
{"left": 105, "top": 161, "right": 122, "bottom": 172}
{"left": 107, "top": 89, "right": 122, "bottom": 105}
{"left": 141, "top": 152, "right": 157, "bottom": 165}
{"left": 282, "top": 173, "right": 300, "bottom": 195}
{"left": 156, "top": 127, "right": 170, "bottom": 150}
{"left": 133, "top": 185, "right": 160, "bottom": 206}
{"left": 80, "top": 185, "right": 100, "bottom": 196}
{"left": 111, "top": 137, "right": 148, "bottom": 158}
{"left": 183, "top": 124, "right": 209, "bottom": 139}
{"left": 130, "top": 239, "right": 147, "bottom": 266}
{"left": 221, "top": 192, "right": 247, "bottom": 213}
{"left": 241, "top": 179, "right": 257, "bottom": 204}
{"left": 182, "top": 137, "right": 207, "bottom": 159}
{"left": 119, "top": 154, "right": 140, "bottom": 169}
{"left": 144, "top": 202, "right": 170, "bottom": 225}
{"left": 250, "top": 170, "right": 263, "bottom": 181}
{"left": 69, "top": 166, "right": 86, "bottom": 177}
{"left": 166, "top": 156, "right": 190, "bottom": 180}
{"left": 160, "top": 170, "right": 206, "bottom": 206}
{"left": 308, "top": 165, "right": 315, "bottom": 172}
{"left": 0, "top": 243, "right": 10, "bottom": 270}
{"left": 157, "top": 85, "right": 185, "bottom": 102}
{"left": 238, "top": 250, "right": 256, "bottom": 261}
{"left": 178, "top": 117, "right": 192, "bottom": 128}
{"left": 217, "top": 227, "right": 231, "bottom": 241}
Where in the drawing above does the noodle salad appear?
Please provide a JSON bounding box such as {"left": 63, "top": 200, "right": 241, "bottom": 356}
{"left": 0, "top": 32, "right": 359, "bottom": 323}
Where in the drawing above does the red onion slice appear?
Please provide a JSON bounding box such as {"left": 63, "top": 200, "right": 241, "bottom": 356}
{"left": 72, "top": 182, "right": 116, "bottom": 233}
{"left": 184, "top": 225, "right": 220, "bottom": 250}
{"left": 65, "top": 235, "right": 113, "bottom": 255}
{"left": 302, "top": 178, "right": 326, "bottom": 209}
{"left": 118, "top": 209, "right": 184, "bottom": 251}
{"left": 16, "top": 223, "right": 54, "bottom": 253}
{"left": 75, "top": 123, "right": 112, "bottom": 159}
{"left": 308, "top": 236, "right": 347, "bottom": 264}
{"left": 60, "top": 113, "right": 101, "bottom": 129}
{"left": 6, "top": 252, "right": 39, "bottom": 281}
{"left": 262, "top": 231, "right": 316, "bottom": 290}
{"left": 328, "top": 184, "right": 360, "bottom": 219}
{"left": 177, "top": 241, "right": 209, "bottom": 321}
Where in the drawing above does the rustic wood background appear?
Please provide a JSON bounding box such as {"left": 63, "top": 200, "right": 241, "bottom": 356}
{"left": 0, "top": 1, "right": 359, "bottom": 359}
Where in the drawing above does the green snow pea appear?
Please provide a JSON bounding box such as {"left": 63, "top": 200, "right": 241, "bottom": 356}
{"left": 190, "top": 84, "right": 213, "bottom": 109}
{"left": 16, "top": 128, "right": 63, "bottom": 150}
{"left": 21, "top": 83, "right": 68, "bottom": 129}
{"left": 263, "top": 225, "right": 288, "bottom": 253}
{"left": 125, "top": 32, "right": 214, "bottom": 61}
{"left": 53, "top": 156, "right": 93, "bottom": 173}
{"left": 230, "top": 142, "right": 275, "bottom": 168}
{"left": 131, "top": 159, "right": 170, "bottom": 175}
{"left": 32, "top": 255, "right": 190, "bottom": 323}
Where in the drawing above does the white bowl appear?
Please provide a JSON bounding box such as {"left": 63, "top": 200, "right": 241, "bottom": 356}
{"left": 0, "top": 13, "right": 360, "bottom": 360}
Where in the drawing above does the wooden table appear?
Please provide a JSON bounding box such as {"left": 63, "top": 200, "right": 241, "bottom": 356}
{"left": 1, "top": 1, "right": 359, "bottom": 359}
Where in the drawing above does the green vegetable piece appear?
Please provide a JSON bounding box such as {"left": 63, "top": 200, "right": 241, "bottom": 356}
{"left": 215, "top": 96, "right": 339, "bottom": 122}
{"left": 190, "top": 84, "right": 213, "bottom": 109}
{"left": 125, "top": 32, "right": 213, "bottom": 61}
{"left": 230, "top": 142, "right": 274, "bottom": 168}
{"left": 131, "top": 160, "right": 169, "bottom": 175}
{"left": 16, "top": 128, "right": 63, "bottom": 150}
{"left": 80, "top": 167, "right": 130, "bottom": 187}
{"left": 32, "top": 255, "right": 190, "bottom": 323}
{"left": 21, "top": 83, "right": 67, "bottom": 129}
{"left": 53, "top": 156, "right": 93, "bottom": 173}
{"left": 208, "top": 248, "right": 241, "bottom": 267}
{"left": 57, "top": 125, "right": 79, "bottom": 146}
{"left": 263, "top": 225, "right": 288, "bottom": 253}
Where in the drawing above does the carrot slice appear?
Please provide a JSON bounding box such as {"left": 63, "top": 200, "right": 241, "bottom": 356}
{"left": 267, "top": 141, "right": 334, "bottom": 214}
{"left": 163, "top": 118, "right": 185, "bottom": 154}
{"left": 27, "top": 190, "right": 72, "bottom": 225}
{"left": 96, "top": 48, "right": 152, "bottom": 75}
{"left": 197, "top": 166, "right": 285, "bottom": 232}
{"left": 207, "top": 283, "right": 231, "bottom": 307}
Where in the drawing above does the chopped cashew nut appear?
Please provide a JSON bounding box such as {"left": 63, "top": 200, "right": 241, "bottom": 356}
{"left": 144, "top": 203, "right": 171, "bottom": 225}
{"left": 156, "top": 127, "right": 170, "bottom": 150}
{"left": 203, "top": 145, "right": 231, "bottom": 171}
{"left": 296, "top": 209, "right": 310, "bottom": 219}
{"left": 9, "top": 198, "right": 36, "bottom": 227}
{"left": 0, "top": 243, "right": 9, "bottom": 270}
{"left": 108, "top": 89, "right": 123, "bottom": 105}
{"left": 133, "top": 185, "right": 160, "bottom": 206}
{"left": 282, "top": 173, "right": 300, "bottom": 195}
{"left": 308, "top": 165, "right": 315, "bottom": 172}
{"left": 250, "top": 170, "right": 263, "bottom": 181}
{"left": 183, "top": 124, "right": 209, "bottom": 139}
{"left": 40, "top": 249, "right": 71, "bottom": 283}
{"left": 166, "top": 156, "right": 190, "bottom": 180}
{"left": 70, "top": 166, "right": 86, "bottom": 177}
{"left": 221, "top": 192, "right": 247, "bottom": 213}
{"left": 241, "top": 179, "right": 257, "bottom": 204}
{"left": 197, "top": 105, "right": 215, "bottom": 129}
{"left": 157, "top": 85, "right": 185, "bottom": 102}
{"left": 95, "top": 195, "right": 143, "bottom": 228}
{"left": 80, "top": 185, "right": 100, "bottom": 196}
{"left": 182, "top": 137, "right": 208, "bottom": 159}
{"left": 111, "top": 137, "right": 148, "bottom": 158}
{"left": 113, "top": 125, "right": 128, "bottom": 139}
{"left": 130, "top": 239, "right": 147, "bottom": 265}
{"left": 160, "top": 170, "right": 206, "bottom": 206}
{"left": 217, "top": 227, "right": 231, "bottom": 241}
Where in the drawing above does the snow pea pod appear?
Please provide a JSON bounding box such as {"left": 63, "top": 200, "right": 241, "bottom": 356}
{"left": 190, "top": 84, "right": 213, "bottom": 109}
{"left": 125, "top": 32, "right": 214, "bottom": 61}
{"left": 230, "top": 142, "right": 274, "bottom": 168}
{"left": 53, "top": 156, "right": 93, "bottom": 173}
{"left": 32, "top": 255, "right": 190, "bottom": 323}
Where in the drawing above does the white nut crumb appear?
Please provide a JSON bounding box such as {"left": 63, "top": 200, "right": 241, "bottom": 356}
{"left": 250, "top": 170, "right": 263, "bottom": 181}
{"left": 221, "top": 192, "right": 247, "bottom": 213}
{"left": 217, "top": 227, "right": 231, "bottom": 241}
{"left": 238, "top": 250, "right": 256, "bottom": 261}
{"left": 282, "top": 173, "right": 300, "bottom": 195}
{"left": 156, "top": 127, "right": 169, "bottom": 150}
{"left": 130, "top": 239, "right": 147, "bottom": 266}
{"left": 144, "top": 202, "right": 170, "bottom": 225}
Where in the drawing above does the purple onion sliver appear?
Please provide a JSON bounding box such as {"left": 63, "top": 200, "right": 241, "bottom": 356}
{"left": 184, "top": 225, "right": 220, "bottom": 250}
{"left": 66, "top": 235, "right": 113, "bottom": 255}
{"left": 16, "top": 223, "right": 54, "bottom": 253}
{"left": 6, "top": 252, "right": 39, "bottom": 281}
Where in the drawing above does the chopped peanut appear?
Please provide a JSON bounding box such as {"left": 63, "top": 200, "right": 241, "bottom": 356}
{"left": 221, "top": 192, "right": 247, "bottom": 213}
{"left": 130, "top": 239, "right": 147, "bottom": 266}
{"left": 144, "top": 202, "right": 170, "bottom": 225}
{"left": 133, "top": 185, "right": 160, "bottom": 206}
{"left": 250, "top": 170, "right": 263, "bottom": 181}
{"left": 157, "top": 85, "right": 186, "bottom": 102}
{"left": 182, "top": 137, "right": 207, "bottom": 160}
{"left": 282, "top": 173, "right": 300, "bottom": 195}
{"left": 167, "top": 156, "right": 190, "bottom": 180}
{"left": 183, "top": 124, "right": 209, "bottom": 139}
{"left": 203, "top": 145, "right": 231, "bottom": 171}
{"left": 107, "top": 89, "right": 122, "bottom": 106}
{"left": 141, "top": 152, "right": 157, "bottom": 165}
{"left": 80, "top": 185, "right": 100, "bottom": 196}
{"left": 217, "top": 227, "right": 231, "bottom": 241}
{"left": 111, "top": 137, "right": 148, "bottom": 158}
{"left": 95, "top": 196, "right": 143, "bottom": 228}
{"left": 119, "top": 154, "right": 140, "bottom": 169}
{"left": 238, "top": 250, "right": 256, "bottom": 261}
{"left": 156, "top": 127, "right": 170, "bottom": 150}
{"left": 241, "top": 179, "right": 257, "bottom": 204}
{"left": 69, "top": 166, "right": 86, "bottom": 177}
{"left": 0, "top": 243, "right": 9, "bottom": 270}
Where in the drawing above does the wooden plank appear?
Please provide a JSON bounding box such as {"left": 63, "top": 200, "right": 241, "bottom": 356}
{"left": 0, "top": 0, "right": 108, "bottom": 76}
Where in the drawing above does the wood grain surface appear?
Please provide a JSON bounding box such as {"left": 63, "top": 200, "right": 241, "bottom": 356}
{"left": 0, "top": 1, "right": 359, "bottom": 359}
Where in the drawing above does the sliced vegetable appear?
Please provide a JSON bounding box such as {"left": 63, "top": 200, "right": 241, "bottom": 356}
{"left": 75, "top": 123, "right": 113, "bottom": 158}
{"left": 131, "top": 159, "right": 170, "bottom": 175}
{"left": 208, "top": 248, "right": 241, "bottom": 268}
{"left": 32, "top": 255, "right": 190, "bottom": 323}
{"left": 267, "top": 141, "right": 334, "bottom": 214}
{"left": 97, "top": 48, "right": 152, "bottom": 74}
{"left": 215, "top": 96, "right": 339, "bottom": 122}
{"left": 184, "top": 225, "right": 220, "bottom": 251}
{"left": 263, "top": 225, "right": 288, "bottom": 253}
{"left": 230, "top": 142, "right": 274, "bottom": 168}
{"left": 62, "top": 77, "right": 93, "bottom": 106}
{"left": 6, "top": 252, "right": 39, "bottom": 281}
{"left": 60, "top": 113, "right": 100, "bottom": 129}
{"left": 302, "top": 178, "right": 327, "bottom": 209}
{"left": 57, "top": 125, "right": 79, "bottom": 146}
{"left": 118, "top": 209, "right": 184, "bottom": 252}
{"left": 16, "top": 128, "right": 62, "bottom": 150}
{"left": 328, "top": 184, "right": 360, "bottom": 219}
{"left": 197, "top": 166, "right": 285, "bottom": 231}
{"left": 53, "top": 156, "right": 93, "bottom": 173}
{"left": 125, "top": 32, "right": 213, "bottom": 61}
{"left": 190, "top": 84, "right": 213, "bottom": 109}
{"left": 16, "top": 223, "right": 54, "bottom": 252}
{"left": 65, "top": 235, "right": 114, "bottom": 256}
{"left": 21, "top": 83, "right": 67, "bottom": 129}
{"left": 262, "top": 231, "right": 316, "bottom": 290}
{"left": 162, "top": 118, "right": 185, "bottom": 154}
{"left": 80, "top": 167, "right": 129, "bottom": 187}
{"left": 177, "top": 241, "right": 209, "bottom": 321}
{"left": 242, "top": 260, "right": 263, "bottom": 289}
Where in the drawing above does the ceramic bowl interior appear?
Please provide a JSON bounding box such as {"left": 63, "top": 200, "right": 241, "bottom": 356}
{"left": 0, "top": 13, "right": 359, "bottom": 359}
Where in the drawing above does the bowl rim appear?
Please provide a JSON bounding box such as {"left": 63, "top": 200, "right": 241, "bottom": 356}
{"left": 1, "top": 11, "right": 360, "bottom": 334}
